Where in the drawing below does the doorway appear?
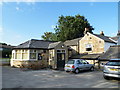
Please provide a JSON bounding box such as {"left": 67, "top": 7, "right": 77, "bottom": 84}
{"left": 57, "top": 50, "right": 66, "bottom": 69}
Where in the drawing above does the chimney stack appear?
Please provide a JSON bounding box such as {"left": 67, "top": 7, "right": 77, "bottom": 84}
{"left": 84, "top": 28, "right": 89, "bottom": 35}
{"left": 100, "top": 31, "right": 104, "bottom": 36}
{"left": 117, "top": 30, "right": 120, "bottom": 36}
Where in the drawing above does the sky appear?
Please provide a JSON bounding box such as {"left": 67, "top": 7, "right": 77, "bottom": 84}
{"left": 0, "top": 1, "right": 119, "bottom": 46}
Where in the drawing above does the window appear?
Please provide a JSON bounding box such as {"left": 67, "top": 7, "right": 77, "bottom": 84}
{"left": 57, "top": 50, "right": 65, "bottom": 53}
{"left": 86, "top": 44, "right": 92, "bottom": 51}
{"left": 30, "top": 53, "right": 36, "bottom": 59}
{"left": 105, "top": 61, "right": 120, "bottom": 66}
{"left": 49, "top": 53, "right": 52, "bottom": 59}
{"left": 80, "top": 60, "right": 88, "bottom": 64}
{"left": 15, "top": 50, "right": 21, "bottom": 59}
{"left": 62, "top": 50, "right": 65, "bottom": 53}
{"left": 12, "top": 53, "right": 14, "bottom": 59}
{"left": 76, "top": 60, "right": 82, "bottom": 64}
{"left": 43, "top": 50, "right": 46, "bottom": 53}
{"left": 67, "top": 60, "right": 74, "bottom": 64}
{"left": 34, "top": 50, "right": 36, "bottom": 53}
{"left": 22, "top": 50, "right": 28, "bottom": 59}
{"left": 57, "top": 50, "right": 61, "bottom": 53}
{"left": 86, "top": 48, "right": 92, "bottom": 51}
{"left": 61, "top": 54, "right": 65, "bottom": 60}
{"left": 30, "top": 50, "right": 36, "bottom": 59}
{"left": 38, "top": 53, "right": 42, "bottom": 60}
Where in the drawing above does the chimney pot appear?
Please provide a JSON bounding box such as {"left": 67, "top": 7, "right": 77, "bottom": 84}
{"left": 100, "top": 31, "right": 104, "bottom": 35}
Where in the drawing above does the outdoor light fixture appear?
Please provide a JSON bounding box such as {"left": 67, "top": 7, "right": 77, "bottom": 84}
{"left": 61, "top": 45, "right": 64, "bottom": 48}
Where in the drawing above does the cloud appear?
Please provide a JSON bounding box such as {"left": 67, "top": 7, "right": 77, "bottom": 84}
{"left": 0, "top": 2, "right": 3, "bottom": 6}
{"left": 16, "top": 7, "right": 20, "bottom": 11}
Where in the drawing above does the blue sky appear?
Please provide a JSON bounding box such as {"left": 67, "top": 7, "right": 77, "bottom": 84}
{"left": 1, "top": 2, "right": 118, "bottom": 46}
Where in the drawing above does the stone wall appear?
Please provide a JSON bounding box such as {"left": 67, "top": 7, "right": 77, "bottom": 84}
{"left": 69, "top": 45, "right": 79, "bottom": 55}
{"left": 11, "top": 60, "right": 48, "bottom": 70}
{"left": 80, "top": 33, "right": 104, "bottom": 54}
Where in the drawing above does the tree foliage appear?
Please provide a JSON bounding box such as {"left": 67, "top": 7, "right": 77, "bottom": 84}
{"left": 41, "top": 32, "right": 58, "bottom": 41}
{"left": 55, "top": 14, "right": 94, "bottom": 41}
{"left": 41, "top": 14, "right": 94, "bottom": 41}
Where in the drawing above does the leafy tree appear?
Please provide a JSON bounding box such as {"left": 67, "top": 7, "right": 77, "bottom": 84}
{"left": 41, "top": 14, "right": 94, "bottom": 41}
{"left": 41, "top": 32, "right": 58, "bottom": 41}
{"left": 54, "top": 14, "right": 94, "bottom": 41}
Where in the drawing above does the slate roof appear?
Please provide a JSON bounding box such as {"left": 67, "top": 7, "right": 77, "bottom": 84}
{"left": 70, "top": 53, "right": 102, "bottom": 60}
{"left": 111, "top": 36, "right": 120, "bottom": 41}
{"left": 93, "top": 34, "right": 116, "bottom": 43}
{"left": 64, "top": 37, "right": 82, "bottom": 46}
{"left": 14, "top": 39, "right": 56, "bottom": 49}
{"left": 99, "top": 45, "right": 120, "bottom": 60}
{"left": 48, "top": 41, "right": 61, "bottom": 49}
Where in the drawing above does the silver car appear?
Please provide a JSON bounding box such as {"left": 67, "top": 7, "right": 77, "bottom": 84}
{"left": 103, "top": 60, "right": 120, "bottom": 80}
{"left": 64, "top": 59, "right": 94, "bottom": 74}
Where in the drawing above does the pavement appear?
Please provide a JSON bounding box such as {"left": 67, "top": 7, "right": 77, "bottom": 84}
{"left": 1, "top": 66, "right": 120, "bottom": 88}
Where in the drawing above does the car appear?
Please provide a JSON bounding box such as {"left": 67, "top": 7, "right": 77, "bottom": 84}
{"left": 103, "top": 60, "right": 120, "bottom": 80}
{"left": 64, "top": 59, "right": 94, "bottom": 74}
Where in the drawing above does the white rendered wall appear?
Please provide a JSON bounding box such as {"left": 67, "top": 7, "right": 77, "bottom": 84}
{"left": 104, "top": 42, "right": 116, "bottom": 52}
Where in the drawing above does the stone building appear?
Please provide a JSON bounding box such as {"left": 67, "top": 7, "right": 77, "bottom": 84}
{"left": 11, "top": 39, "right": 68, "bottom": 69}
{"left": 79, "top": 32, "right": 117, "bottom": 54}
{"left": 11, "top": 29, "right": 119, "bottom": 69}
{"left": 70, "top": 31, "right": 117, "bottom": 65}
{"left": 64, "top": 37, "right": 82, "bottom": 56}
{"left": 48, "top": 41, "right": 68, "bottom": 69}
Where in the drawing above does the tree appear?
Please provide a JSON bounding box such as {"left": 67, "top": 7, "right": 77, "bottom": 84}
{"left": 54, "top": 14, "right": 94, "bottom": 41}
{"left": 41, "top": 14, "right": 94, "bottom": 41}
{"left": 41, "top": 32, "right": 58, "bottom": 41}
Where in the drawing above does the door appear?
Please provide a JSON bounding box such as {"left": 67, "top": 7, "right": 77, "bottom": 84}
{"left": 78, "top": 60, "right": 86, "bottom": 70}
{"left": 81, "top": 60, "right": 90, "bottom": 70}
{"left": 57, "top": 53, "right": 65, "bottom": 69}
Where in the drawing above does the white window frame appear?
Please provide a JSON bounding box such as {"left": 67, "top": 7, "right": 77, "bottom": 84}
{"left": 85, "top": 44, "right": 92, "bottom": 52}
{"left": 29, "top": 49, "right": 37, "bottom": 60}
{"left": 56, "top": 49, "right": 66, "bottom": 53}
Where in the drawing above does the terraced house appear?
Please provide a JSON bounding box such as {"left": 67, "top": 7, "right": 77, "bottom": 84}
{"left": 11, "top": 29, "right": 119, "bottom": 69}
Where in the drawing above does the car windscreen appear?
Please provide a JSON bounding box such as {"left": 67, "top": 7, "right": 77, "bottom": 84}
{"left": 105, "top": 61, "right": 120, "bottom": 66}
{"left": 67, "top": 60, "right": 75, "bottom": 64}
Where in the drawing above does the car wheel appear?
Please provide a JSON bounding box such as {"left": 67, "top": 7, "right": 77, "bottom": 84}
{"left": 74, "top": 68, "right": 79, "bottom": 74}
{"left": 90, "top": 66, "right": 94, "bottom": 71}
{"left": 103, "top": 75, "right": 110, "bottom": 80}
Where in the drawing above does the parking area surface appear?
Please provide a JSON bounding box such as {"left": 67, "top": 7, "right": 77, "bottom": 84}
{"left": 2, "top": 66, "right": 119, "bottom": 88}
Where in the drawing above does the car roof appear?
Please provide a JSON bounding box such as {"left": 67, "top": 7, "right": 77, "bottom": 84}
{"left": 69, "top": 59, "right": 84, "bottom": 61}
{"left": 109, "top": 60, "right": 120, "bottom": 62}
